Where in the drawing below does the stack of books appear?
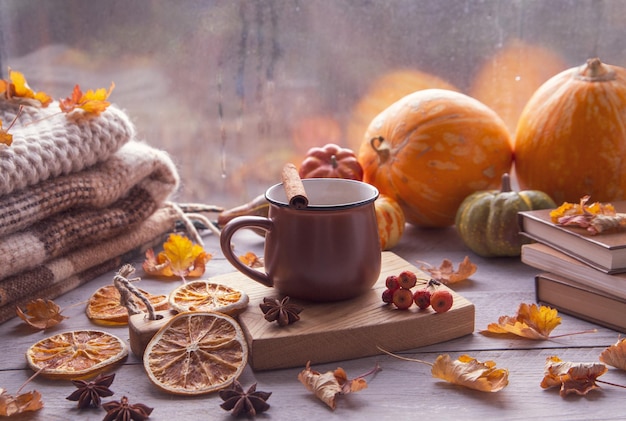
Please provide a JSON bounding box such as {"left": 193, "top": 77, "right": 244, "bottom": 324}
{"left": 519, "top": 204, "right": 626, "bottom": 333}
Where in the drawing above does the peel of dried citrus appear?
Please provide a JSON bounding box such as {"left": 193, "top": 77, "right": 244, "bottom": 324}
{"left": 168, "top": 281, "right": 249, "bottom": 316}
{"left": 86, "top": 285, "right": 169, "bottom": 325}
{"left": 143, "top": 311, "right": 248, "bottom": 395}
{"left": 26, "top": 330, "right": 128, "bottom": 379}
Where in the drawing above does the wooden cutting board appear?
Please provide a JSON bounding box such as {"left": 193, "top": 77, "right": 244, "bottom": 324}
{"left": 211, "top": 251, "right": 475, "bottom": 371}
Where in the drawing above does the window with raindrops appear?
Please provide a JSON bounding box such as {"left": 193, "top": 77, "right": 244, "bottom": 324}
{"left": 1, "top": 0, "right": 624, "bottom": 207}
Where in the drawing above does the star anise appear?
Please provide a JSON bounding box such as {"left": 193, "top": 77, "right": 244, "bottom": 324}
{"left": 219, "top": 380, "right": 271, "bottom": 417}
{"left": 102, "top": 396, "right": 153, "bottom": 421}
{"left": 66, "top": 373, "right": 115, "bottom": 409}
{"left": 259, "top": 296, "right": 303, "bottom": 326}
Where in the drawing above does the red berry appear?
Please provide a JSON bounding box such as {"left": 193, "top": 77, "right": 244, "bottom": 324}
{"left": 385, "top": 275, "right": 400, "bottom": 290}
{"left": 381, "top": 288, "right": 395, "bottom": 304}
{"left": 413, "top": 288, "right": 431, "bottom": 309}
{"left": 397, "top": 270, "right": 417, "bottom": 289}
{"left": 392, "top": 288, "right": 414, "bottom": 310}
{"left": 430, "top": 289, "right": 453, "bottom": 313}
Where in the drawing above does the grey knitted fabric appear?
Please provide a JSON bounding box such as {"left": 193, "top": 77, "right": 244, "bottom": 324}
{"left": 0, "top": 100, "right": 134, "bottom": 196}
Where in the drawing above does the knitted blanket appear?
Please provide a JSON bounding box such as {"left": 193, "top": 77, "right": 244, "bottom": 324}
{"left": 0, "top": 98, "right": 182, "bottom": 324}
{"left": 0, "top": 141, "right": 179, "bottom": 278}
{"left": 0, "top": 102, "right": 134, "bottom": 196}
{"left": 0, "top": 205, "right": 179, "bottom": 323}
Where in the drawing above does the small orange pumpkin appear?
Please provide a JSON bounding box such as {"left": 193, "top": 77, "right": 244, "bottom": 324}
{"left": 470, "top": 39, "right": 568, "bottom": 139}
{"left": 515, "top": 58, "right": 626, "bottom": 204}
{"left": 375, "top": 195, "right": 405, "bottom": 250}
{"left": 298, "top": 143, "right": 363, "bottom": 180}
{"left": 346, "top": 69, "right": 458, "bottom": 152}
{"left": 358, "top": 89, "right": 513, "bottom": 228}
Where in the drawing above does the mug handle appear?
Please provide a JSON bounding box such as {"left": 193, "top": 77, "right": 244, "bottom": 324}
{"left": 219, "top": 215, "right": 274, "bottom": 287}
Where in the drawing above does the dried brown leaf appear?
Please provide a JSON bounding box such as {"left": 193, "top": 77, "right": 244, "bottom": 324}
{"left": 420, "top": 256, "right": 476, "bottom": 284}
{"left": 0, "top": 388, "right": 44, "bottom": 416}
{"left": 599, "top": 337, "right": 626, "bottom": 371}
{"left": 16, "top": 298, "right": 68, "bottom": 330}
{"left": 297, "top": 361, "right": 377, "bottom": 410}
{"left": 540, "top": 355, "right": 608, "bottom": 396}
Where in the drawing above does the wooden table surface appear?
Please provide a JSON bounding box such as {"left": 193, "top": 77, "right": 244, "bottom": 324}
{"left": 1, "top": 224, "right": 624, "bottom": 421}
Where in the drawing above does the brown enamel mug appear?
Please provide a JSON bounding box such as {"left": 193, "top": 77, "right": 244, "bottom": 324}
{"left": 219, "top": 178, "right": 382, "bottom": 302}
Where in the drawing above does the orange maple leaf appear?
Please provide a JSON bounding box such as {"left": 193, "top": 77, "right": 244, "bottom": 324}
{"left": 540, "top": 355, "right": 608, "bottom": 396}
{"left": 142, "top": 233, "right": 211, "bottom": 281}
{"left": 239, "top": 251, "right": 264, "bottom": 268}
{"left": 15, "top": 298, "right": 68, "bottom": 330}
{"left": 0, "top": 388, "right": 43, "bottom": 416}
{"left": 419, "top": 256, "right": 477, "bottom": 284}
{"left": 59, "top": 82, "right": 115, "bottom": 115}
{"left": 431, "top": 354, "right": 509, "bottom": 392}
{"left": 481, "top": 303, "right": 561, "bottom": 340}
{"left": 0, "top": 69, "right": 52, "bottom": 107}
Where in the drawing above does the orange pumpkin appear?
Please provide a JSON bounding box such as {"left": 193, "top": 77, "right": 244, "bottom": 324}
{"left": 358, "top": 89, "right": 513, "bottom": 228}
{"left": 470, "top": 39, "right": 568, "bottom": 140}
{"left": 298, "top": 143, "right": 363, "bottom": 180}
{"left": 515, "top": 58, "right": 626, "bottom": 204}
{"left": 375, "top": 195, "right": 405, "bottom": 250}
{"left": 346, "top": 69, "right": 458, "bottom": 152}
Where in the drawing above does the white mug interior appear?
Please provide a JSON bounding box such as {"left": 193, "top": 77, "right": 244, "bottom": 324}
{"left": 266, "top": 178, "right": 379, "bottom": 209}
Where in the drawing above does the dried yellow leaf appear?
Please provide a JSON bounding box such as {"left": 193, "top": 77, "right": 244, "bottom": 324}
{"left": 431, "top": 354, "right": 509, "bottom": 392}
{"left": 481, "top": 303, "right": 561, "bottom": 340}
{"left": 142, "top": 233, "right": 211, "bottom": 281}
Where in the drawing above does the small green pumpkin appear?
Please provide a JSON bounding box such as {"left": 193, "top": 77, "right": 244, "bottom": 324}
{"left": 455, "top": 173, "right": 556, "bottom": 257}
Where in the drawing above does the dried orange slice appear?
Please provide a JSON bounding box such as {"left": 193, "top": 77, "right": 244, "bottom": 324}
{"left": 168, "top": 280, "right": 249, "bottom": 315}
{"left": 86, "top": 284, "right": 169, "bottom": 325}
{"left": 26, "top": 330, "right": 128, "bottom": 379}
{"left": 143, "top": 311, "right": 248, "bottom": 395}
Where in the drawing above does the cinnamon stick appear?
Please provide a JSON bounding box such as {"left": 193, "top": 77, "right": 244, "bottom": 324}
{"left": 281, "top": 163, "right": 309, "bottom": 209}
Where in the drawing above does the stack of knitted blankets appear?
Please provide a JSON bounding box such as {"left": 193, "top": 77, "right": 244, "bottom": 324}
{"left": 0, "top": 100, "right": 180, "bottom": 323}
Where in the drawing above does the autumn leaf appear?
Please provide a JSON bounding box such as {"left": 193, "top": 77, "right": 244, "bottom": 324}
{"left": 540, "top": 355, "right": 608, "bottom": 396}
{"left": 142, "top": 233, "right": 211, "bottom": 281}
{"left": 0, "top": 388, "right": 43, "bottom": 416}
{"left": 0, "top": 69, "right": 52, "bottom": 107}
{"left": 0, "top": 104, "right": 24, "bottom": 147}
{"left": 431, "top": 354, "right": 509, "bottom": 392}
{"left": 0, "top": 119, "right": 13, "bottom": 146}
{"left": 419, "top": 256, "right": 477, "bottom": 284}
{"left": 599, "top": 337, "right": 626, "bottom": 371}
{"left": 297, "top": 361, "right": 380, "bottom": 410}
{"left": 239, "top": 251, "right": 264, "bottom": 268}
{"left": 59, "top": 82, "right": 115, "bottom": 115}
{"left": 480, "top": 303, "right": 561, "bottom": 340}
{"left": 550, "top": 195, "right": 615, "bottom": 223}
{"left": 15, "top": 298, "right": 68, "bottom": 330}
{"left": 377, "top": 347, "right": 508, "bottom": 392}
